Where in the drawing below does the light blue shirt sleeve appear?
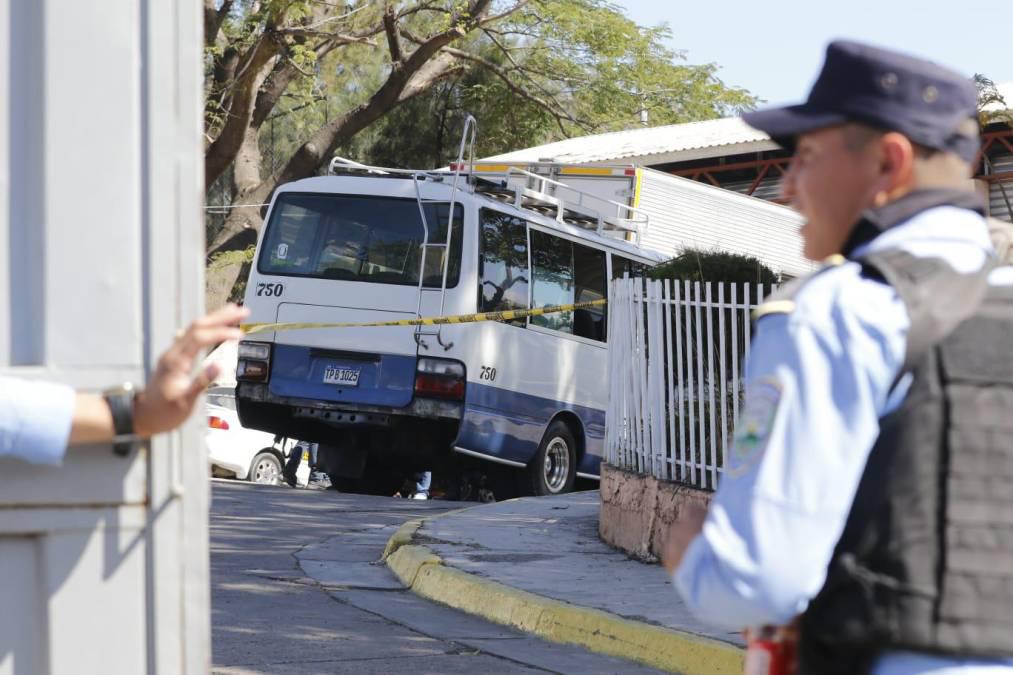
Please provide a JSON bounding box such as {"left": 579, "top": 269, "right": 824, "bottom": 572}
{"left": 0, "top": 376, "right": 75, "bottom": 465}
{"left": 673, "top": 265, "right": 908, "bottom": 630}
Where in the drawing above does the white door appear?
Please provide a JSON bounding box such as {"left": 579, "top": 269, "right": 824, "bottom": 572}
{"left": 0, "top": 2, "right": 206, "bottom": 674}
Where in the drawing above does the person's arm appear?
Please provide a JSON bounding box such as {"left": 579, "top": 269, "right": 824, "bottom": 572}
{"left": 0, "top": 377, "right": 76, "bottom": 464}
{"left": 667, "top": 272, "right": 907, "bottom": 630}
{"left": 2, "top": 304, "right": 249, "bottom": 463}
{"left": 70, "top": 303, "right": 249, "bottom": 444}
{"left": 68, "top": 393, "right": 119, "bottom": 445}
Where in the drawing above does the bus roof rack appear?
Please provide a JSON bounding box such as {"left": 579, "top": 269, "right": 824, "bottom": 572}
{"left": 325, "top": 157, "right": 648, "bottom": 245}
{"left": 327, "top": 156, "right": 448, "bottom": 181}
{"left": 470, "top": 166, "right": 647, "bottom": 244}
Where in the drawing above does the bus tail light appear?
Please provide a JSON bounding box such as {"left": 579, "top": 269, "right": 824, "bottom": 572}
{"left": 414, "top": 358, "right": 465, "bottom": 401}
{"left": 208, "top": 416, "right": 230, "bottom": 430}
{"left": 237, "top": 341, "right": 271, "bottom": 382}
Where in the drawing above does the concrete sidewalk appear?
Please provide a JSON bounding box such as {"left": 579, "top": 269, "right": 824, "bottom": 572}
{"left": 384, "top": 491, "right": 746, "bottom": 674}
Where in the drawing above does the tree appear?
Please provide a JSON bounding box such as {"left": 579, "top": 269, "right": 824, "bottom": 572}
{"left": 203, "top": 0, "right": 755, "bottom": 309}
{"left": 974, "top": 73, "right": 1010, "bottom": 127}
{"left": 359, "top": 2, "right": 757, "bottom": 169}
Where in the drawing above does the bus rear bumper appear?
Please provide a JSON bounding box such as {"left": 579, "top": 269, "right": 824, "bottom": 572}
{"left": 235, "top": 382, "right": 463, "bottom": 460}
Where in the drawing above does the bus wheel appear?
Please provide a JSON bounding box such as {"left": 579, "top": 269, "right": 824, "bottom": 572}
{"left": 528, "top": 421, "right": 577, "bottom": 496}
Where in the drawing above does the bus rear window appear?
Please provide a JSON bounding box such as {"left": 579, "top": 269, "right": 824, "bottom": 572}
{"left": 258, "top": 193, "right": 462, "bottom": 288}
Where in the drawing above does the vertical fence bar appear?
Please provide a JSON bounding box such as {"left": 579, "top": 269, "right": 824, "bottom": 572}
{"left": 607, "top": 279, "right": 618, "bottom": 467}
{"left": 623, "top": 279, "right": 635, "bottom": 471}
{"left": 649, "top": 281, "right": 665, "bottom": 479}
{"left": 628, "top": 279, "right": 639, "bottom": 470}
{"left": 743, "top": 282, "right": 752, "bottom": 362}
{"left": 640, "top": 281, "right": 648, "bottom": 476}
{"left": 634, "top": 279, "right": 650, "bottom": 473}
{"left": 644, "top": 281, "right": 656, "bottom": 477}
{"left": 653, "top": 282, "right": 667, "bottom": 479}
{"left": 607, "top": 279, "right": 616, "bottom": 467}
{"left": 663, "top": 279, "right": 676, "bottom": 481}
{"left": 683, "top": 280, "right": 697, "bottom": 486}
{"left": 619, "top": 280, "right": 630, "bottom": 466}
{"left": 705, "top": 283, "right": 717, "bottom": 489}
{"left": 731, "top": 283, "right": 740, "bottom": 428}
{"left": 674, "top": 281, "right": 687, "bottom": 482}
{"left": 694, "top": 282, "right": 707, "bottom": 487}
{"left": 623, "top": 280, "right": 637, "bottom": 471}
{"left": 605, "top": 280, "right": 612, "bottom": 465}
{"left": 718, "top": 282, "right": 728, "bottom": 481}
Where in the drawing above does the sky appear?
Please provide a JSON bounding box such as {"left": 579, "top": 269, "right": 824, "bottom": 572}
{"left": 611, "top": 0, "right": 1012, "bottom": 107}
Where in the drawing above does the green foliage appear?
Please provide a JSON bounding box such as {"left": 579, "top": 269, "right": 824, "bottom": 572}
{"left": 208, "top": 244, "right": 257, "bottom": 270}
{"left": 975, "top": 73, "right": 1012, "bottom": 127}
{"left": 515, "top": 0, "right": 755, "bottom": 131}
{"left": 233, "top": 0, "right": 757, "bottom": 173}
{"left": 648, "top": 249, "right": 780, "bottom": 286}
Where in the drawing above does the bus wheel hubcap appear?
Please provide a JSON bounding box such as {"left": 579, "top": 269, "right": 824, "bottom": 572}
{"left": 544, "top": 438, "right": 570, "bottom": 492}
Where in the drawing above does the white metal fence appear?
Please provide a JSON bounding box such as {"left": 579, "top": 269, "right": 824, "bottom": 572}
{"left": 605, "top": 277, "right": 773, "bottom": 490}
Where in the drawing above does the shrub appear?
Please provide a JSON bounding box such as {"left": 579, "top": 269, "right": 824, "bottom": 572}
{"left": 648, "top": 248, "right": 780, "bottom": 285}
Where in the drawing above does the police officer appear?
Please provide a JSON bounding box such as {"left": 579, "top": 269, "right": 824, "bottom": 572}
{"left": 662, "top": 41, "right": 1013, "bottom": 673}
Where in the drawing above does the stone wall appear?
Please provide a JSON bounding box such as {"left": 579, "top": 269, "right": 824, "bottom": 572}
{"left": 598, "top": 463, "right": 712, "bottom": 561}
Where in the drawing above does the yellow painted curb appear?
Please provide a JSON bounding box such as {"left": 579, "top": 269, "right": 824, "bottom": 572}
{"left": 383, "top": 519, "right": 744, "bottom": 674}
{"left": 382, "top": 519, "right": 421, "bottom": 560}
{"left": 386, "top": 544, "right": 442, "bottom": 587}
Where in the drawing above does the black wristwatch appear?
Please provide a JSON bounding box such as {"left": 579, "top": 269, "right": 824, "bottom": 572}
{"left": 103, "top": 383, "right": 140, "bottom": 456}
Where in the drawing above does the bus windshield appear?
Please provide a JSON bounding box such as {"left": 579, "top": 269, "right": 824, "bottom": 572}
{"left": 258, "top": 193, "right": 462, "bottom": 288}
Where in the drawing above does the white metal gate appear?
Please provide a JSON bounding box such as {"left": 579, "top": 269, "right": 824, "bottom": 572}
{"left": 605, "top": 277, "right": 772, "bottom": 490}
{"left": 0, "top": 2, "right": 206, "bottom": 673}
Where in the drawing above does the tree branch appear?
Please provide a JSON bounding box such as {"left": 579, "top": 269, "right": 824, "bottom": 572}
{"left": 204, "top": 27, "right": 281, "bottom": 189}
{"left": 204, "top": 0, "right": 234, "bottom": 49}
{"left": 479, "top": 27, "right": 568, "bottom": 105}
{"left": 398, "top": 52, "right": 465, "bottom": 103}
{"left": 475, "top": 0, "right": 531, "bottom": 27}
{"left": 259, "top": 1, "right": 495, "bottom": 195}
{"left": 383, "top": 4, "right": 403, "bottom": 64}
{"left": 440, "top": 46, "right": 579, "bottom": 127}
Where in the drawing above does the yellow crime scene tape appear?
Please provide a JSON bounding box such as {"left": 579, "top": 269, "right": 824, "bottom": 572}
{"left": 241, "top": 299, "right": 607, "bottom": 335}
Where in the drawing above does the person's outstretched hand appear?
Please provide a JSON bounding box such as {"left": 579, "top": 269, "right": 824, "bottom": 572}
{"left": 133, "top": 304, "right": 249, "bottom": 437}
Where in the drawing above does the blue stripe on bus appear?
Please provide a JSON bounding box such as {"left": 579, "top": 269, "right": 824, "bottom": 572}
{"left": 269, "top": 345, "right": 416, "bottom": 407}
{"left": 456, "top": 381, "right": 605, "bottom": 475}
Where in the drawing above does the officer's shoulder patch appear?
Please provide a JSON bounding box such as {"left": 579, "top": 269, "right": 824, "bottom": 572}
{"left": 726, "top": 377, "right": 783, "bottom": 479}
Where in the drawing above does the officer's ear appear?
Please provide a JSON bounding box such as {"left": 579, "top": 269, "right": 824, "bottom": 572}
{"left": 873, "top": 132, "right": 916, "bottom": 206}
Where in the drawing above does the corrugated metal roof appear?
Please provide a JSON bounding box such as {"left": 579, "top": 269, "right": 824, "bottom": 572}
{"left": 482, "top": 116, "right": 777, "bottom": 165}
{"left": 484, "top": 82, "right": 1013, "bottom": 167}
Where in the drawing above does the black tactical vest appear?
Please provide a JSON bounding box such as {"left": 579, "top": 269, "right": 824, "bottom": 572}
{"left": 798, "top": 249, "right": 1013, "bottom": 674}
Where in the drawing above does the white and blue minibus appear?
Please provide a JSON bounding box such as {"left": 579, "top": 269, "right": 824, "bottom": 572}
{"left": 235, "top": 160, "right": 661, "bottom": 496}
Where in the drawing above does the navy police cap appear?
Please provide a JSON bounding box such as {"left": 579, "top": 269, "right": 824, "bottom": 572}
{"left": 743, "top": 40, "right": 979, "bottom": 162}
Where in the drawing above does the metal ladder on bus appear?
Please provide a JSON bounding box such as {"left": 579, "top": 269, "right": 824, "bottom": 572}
{"left": 412, "top": 114, "right": 477, "bottom": 351}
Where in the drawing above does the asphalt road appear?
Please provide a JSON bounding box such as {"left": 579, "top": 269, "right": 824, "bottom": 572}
{"left": 210, "top": 479, "right": 660, "bottom": 674}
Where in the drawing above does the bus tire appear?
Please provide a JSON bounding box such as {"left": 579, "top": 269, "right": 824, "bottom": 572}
{"left": 527, "top": 420, "right": 577, "bottom": 496}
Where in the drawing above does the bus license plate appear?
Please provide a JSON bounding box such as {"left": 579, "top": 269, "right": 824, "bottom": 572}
{"left": 323, "top": 366, "right": 360, "bottom": 387}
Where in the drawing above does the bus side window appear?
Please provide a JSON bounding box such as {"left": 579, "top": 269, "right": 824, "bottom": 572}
{"left": 530, "top": 231, "right": 607, "bottom": 342}
{"left": 610, "top": 255, "right": 647, "bottom": 280}
{"left": 530, "top": 230, "right": 574, "bottom": 335}
{"left": 573, "top": 242, "right": 606, "bottom": 342}
{"left": 479, "top": 209, "right": 528, "bottom": 326}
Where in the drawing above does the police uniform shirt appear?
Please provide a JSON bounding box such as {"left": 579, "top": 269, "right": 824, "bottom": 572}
{"left": 0, "top": 376, "right": 76, "bottom": 464}
{"left": 672, "top": 196, "right": 1013, "bottom": 674}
